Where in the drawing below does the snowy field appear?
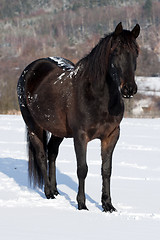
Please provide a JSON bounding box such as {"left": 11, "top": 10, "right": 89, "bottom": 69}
{"left": 136, "top": 76, "right": 160, "bottom": 96}
{"left": 0, "top": 115, "right": 160, "bottom": 240}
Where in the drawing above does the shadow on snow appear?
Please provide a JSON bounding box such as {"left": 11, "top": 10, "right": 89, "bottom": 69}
{"left": 0, "top": 157, "right": 101, "bottom": 210}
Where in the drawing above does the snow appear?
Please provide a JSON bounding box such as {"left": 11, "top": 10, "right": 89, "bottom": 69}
{"left": 49, "top": 56, "right": 74, "bottom": 70}
{"left": 132, "top": 98, "right": 152, "bottom": 115}
{"left": 58, "top": 72, "right": 66, "bottom": 80}
{"left": 68, "top": 66, "right": 80, "bottom": 78}
{"left": 136, "top": 76, "right": 160, "bottom": 96}
{"left": 130, "top": 76, "right": 160, "bottom": 116}
{"left": 0, "top": 115, "right": 160, "bottom": 239}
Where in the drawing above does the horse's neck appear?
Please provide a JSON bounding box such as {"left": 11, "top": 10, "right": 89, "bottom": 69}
{"left": 76, "top": 35, "right": 111, "bottom": 77}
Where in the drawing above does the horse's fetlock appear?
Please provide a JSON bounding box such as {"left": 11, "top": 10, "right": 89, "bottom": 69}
{"left": 77, "top": 195, "right": 88, "bottom": 210}
{"left": 102, "top": 193, "right": 110, "bottom": 202}
{"left": 101, "top": 194, "right": 116, "bottom": 212}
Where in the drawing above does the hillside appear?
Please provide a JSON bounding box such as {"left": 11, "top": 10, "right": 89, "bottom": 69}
{"left": 0, "top": 0, "right": 160, "bottom": 114}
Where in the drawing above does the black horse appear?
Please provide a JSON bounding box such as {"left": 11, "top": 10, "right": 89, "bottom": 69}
{"left": 17, "top": 22, "right": 140, "bottom": 212}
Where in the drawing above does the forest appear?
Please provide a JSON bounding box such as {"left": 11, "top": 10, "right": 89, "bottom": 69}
{"left": 0, "top": 0, "right": 160, "bottom": 114}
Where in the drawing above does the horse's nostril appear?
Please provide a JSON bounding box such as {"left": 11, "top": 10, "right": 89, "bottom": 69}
{"left": 121, "top": 83, "right": 137, "bottom": 98}
{"left": 129, "top": 87, "right": 135, "bottom": 96}
{"left": 123, "top": 85, "right": 130, "bottom": 94}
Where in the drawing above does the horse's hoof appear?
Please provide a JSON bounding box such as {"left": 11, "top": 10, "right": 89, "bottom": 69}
{"left": 45, "top": 193, "right": 55, "bottom": 199}
{"left": 78, "top": 203, "right": 89, "bottom": 210}
{"left": 102, "top": 203, "right": 117, "bottom": 213}
{"left": 54, "top": 190, "right": 59, "bottom": 196}
{"left": 45, "top": 189, "right": 59, "bottom": 199}
{"left": 50, "top": 189, "right": 59, "bottom": 198}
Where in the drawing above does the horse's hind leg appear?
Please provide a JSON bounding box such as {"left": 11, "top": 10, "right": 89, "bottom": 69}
{"left": 48, "top": 135, "right": 63, "bottom": 198}
{"left": 28, "top": 129, "right": 51, "bottom": 198}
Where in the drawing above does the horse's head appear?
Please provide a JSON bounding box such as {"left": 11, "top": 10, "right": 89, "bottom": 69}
{"left": 109, "top": 22, "right": 140, "bottom": 98}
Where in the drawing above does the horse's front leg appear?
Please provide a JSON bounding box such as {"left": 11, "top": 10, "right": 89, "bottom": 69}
{"left": 74, "top": 132, "right": 88, "bottom": 210}
{"left": 101, "top": 126, "right": 120, "bottom": 212}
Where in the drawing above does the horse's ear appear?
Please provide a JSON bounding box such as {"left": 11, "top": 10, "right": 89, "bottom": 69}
{"left": 113, "top": 22, "right": 123, "bottom": 38}
{"left": 131, "top": 24, "right": 140, "bottom": 38}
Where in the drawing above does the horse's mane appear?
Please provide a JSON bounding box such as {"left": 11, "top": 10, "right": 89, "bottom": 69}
{"left": 76, "top": 34, "right": 112, "bottom": 87}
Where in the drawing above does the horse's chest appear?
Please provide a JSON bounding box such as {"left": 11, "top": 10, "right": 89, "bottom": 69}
{"left": 87, "top": 116, "right": 120, "bottom": 140}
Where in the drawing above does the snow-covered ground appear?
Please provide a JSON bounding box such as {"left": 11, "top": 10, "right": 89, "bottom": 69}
{"left": 127, "top": 77, "right": 160, "bottom": 117}
{"left": 136, "top": 76, "right": 160, "bottom": 96}
{"left": 0, "top": 115, "right": 160, "bottom": 240}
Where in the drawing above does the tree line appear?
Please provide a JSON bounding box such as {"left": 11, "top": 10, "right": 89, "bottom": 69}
{"left": 0, "top": 0, "right": 160, "bottom": 115}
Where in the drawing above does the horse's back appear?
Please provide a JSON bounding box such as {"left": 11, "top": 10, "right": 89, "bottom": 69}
{"left": 18, "top": 57, "right": 75, "bottom": 103}
{"left": 48, "top": 57, "right": 75, "bottom": 71}
{"left": 20, "top": 57, "right": 74, "bottom": 93}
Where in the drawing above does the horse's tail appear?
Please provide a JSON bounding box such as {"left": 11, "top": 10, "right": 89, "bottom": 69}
{"left": 17, "top": 62, "right": 48, "bottom": 188}
{"left": 27, "top": 128, "right": 48, "bottom": 188}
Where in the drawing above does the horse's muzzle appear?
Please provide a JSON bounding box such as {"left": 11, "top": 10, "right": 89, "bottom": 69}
{"left": 121, "top": 82, "right": 137, "bottom": 98}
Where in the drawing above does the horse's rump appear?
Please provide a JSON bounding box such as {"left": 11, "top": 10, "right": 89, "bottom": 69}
{"left": 18, "top": 57, "right": 74, "bottom": 137}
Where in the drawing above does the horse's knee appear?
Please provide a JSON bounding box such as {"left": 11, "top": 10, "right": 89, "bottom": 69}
{"left": 77, "top": 164, "right": 88, "bottom": 179}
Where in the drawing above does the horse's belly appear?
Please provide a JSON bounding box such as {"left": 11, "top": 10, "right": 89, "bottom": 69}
{"left": 29, "top": 102, "right": 72, "bottom": 138}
